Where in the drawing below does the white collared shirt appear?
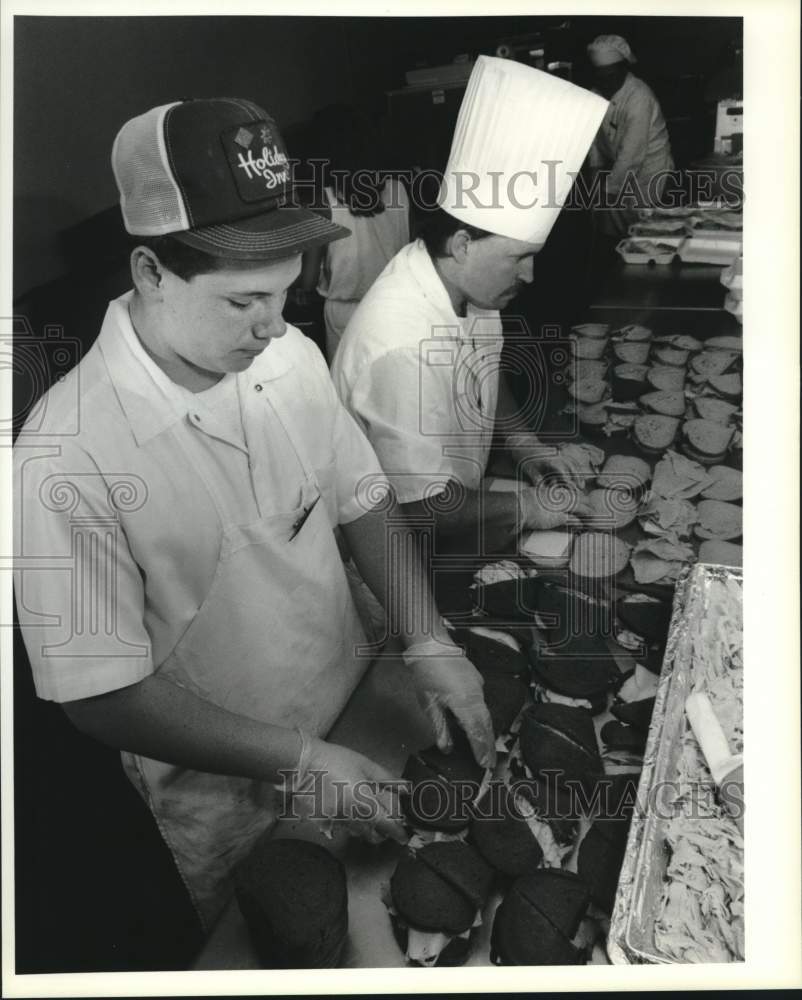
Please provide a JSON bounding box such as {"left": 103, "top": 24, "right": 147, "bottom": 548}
{"left": 14, "top": 292, "right": 386, "bottom": 702}
{"left": 331, "top": 239, "right": 504, "bottom": 503}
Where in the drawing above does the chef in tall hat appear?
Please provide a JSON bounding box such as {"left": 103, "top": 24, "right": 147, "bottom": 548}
{"left": 586, "top": 34, "right": 675, "bottom": 236}
{"left": 332, "top": 56, "right": 606, "bottom": 555}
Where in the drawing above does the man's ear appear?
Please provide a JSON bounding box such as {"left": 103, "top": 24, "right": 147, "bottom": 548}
{"left": 446, "top": 228, "right": 473, "bottom": 264}
{"left": 130, "top": 246, "right": 168, "bottom": 299}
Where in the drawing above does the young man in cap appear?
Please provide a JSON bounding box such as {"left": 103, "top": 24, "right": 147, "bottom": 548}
{"left": 331, "top": 58, "right": 606, "bottom": 554}
{"left": 586, "top": 34, "right": 675, "bottom": 236}
{"left": 13, "top": 97, "right": 495, "bottom": 935}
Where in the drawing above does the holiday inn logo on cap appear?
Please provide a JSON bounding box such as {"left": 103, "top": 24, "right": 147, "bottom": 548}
{"left": 223, "top": 116, "right": 291, "bottom": 202}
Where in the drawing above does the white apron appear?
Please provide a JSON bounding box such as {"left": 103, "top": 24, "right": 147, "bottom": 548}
{"left": 122, "top": 391, "right": 369, "bottom": 930}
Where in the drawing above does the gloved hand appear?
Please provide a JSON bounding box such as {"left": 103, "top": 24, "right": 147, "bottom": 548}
{"left": 518, "top": 482, "right": 593, "bottom": 530}
{"left": 293, "top": 731, "right": 409, "bottom": 845}
{"left": 506, "top": 433, "right": 574, "bottom": 484}
{"left": 402, "top": 640, "right": 496, "bottom": 769}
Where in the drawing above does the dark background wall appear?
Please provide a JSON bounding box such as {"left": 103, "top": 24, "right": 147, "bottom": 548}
{"left": 15, "top": 14, "right": 742, "bottom": 299}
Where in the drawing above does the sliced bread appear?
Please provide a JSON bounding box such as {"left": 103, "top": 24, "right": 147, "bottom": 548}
{"left": 639, "top": 390, "right": 687, "bottom": 417}
{"left": 647, "top": 366, "right": 686, "bottom": 391}
{"left": 681, "top": 419, "right": 735, "bottom": 464}
{"left": 633, "top": 414, "right": 680, "bottom": 455}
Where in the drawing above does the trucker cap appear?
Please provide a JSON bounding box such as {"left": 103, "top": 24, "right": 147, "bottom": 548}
{"left": 111, "top": 97, "right": 351, "bottom": 261}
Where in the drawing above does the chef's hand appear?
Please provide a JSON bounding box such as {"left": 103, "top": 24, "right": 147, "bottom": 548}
{"left": 520, "top": 452, "right": 575, "bottom": 484}
{"left": 402, "top": 642, "right": 496, "bottom": 769}
{"left": 519, "top": 483, "right": 593, "bottom": 530}
{"left": 293, "top": 733, "right": 409, "bottom": 845}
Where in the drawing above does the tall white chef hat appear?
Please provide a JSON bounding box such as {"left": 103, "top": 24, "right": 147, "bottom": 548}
{"left": 437, "top": 56, "right": 608, "bottom": 245}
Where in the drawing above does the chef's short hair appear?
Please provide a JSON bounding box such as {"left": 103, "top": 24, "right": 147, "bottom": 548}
{"left": 416, "top": 207, "right": 494, "bottom": 259}
{"left": 130, "top": 235, "right": 230, "bottom": 281}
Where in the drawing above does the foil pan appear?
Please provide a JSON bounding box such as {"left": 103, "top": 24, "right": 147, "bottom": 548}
{"left": 607, "top": 562, "right": 743, "bottom": 964}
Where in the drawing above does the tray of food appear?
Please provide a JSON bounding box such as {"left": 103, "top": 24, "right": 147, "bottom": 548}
{"left": 607, "top": 562, "right": 744, "bottom": 964}
{"left": 677, "top": 236, "right": 742, "bottom": 266}
{"left": 616, "top": 237, "right": 682, "bottom": 265}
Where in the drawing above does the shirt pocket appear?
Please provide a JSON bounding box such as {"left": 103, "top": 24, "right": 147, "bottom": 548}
{"left": 313, "top": 458, "right": 339, "bottom": 526}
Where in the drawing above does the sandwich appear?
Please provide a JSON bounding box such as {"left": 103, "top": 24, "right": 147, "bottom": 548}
{"left": 600, "top": 719, "right": 648, "bottom": 755}
{"left": 234, "top": 838, "right": 348, "bottom": 969}
{"left": 557, "top": 442, "right": 606, "bottom": 488}
{"left": 519, "top": 530, "right": 574, "bottom": 568}
{"left": 530, "top": 634, "right": 619, "bottom": 716}
{"left": 567, "top": 376, "right": 610, "bottom": 404}
{"left": 698, "top": 539, "right": 743, "bottom": 567}
{"left": 651, "top": 345, "right": 690, "bottom": 367}
{"left": 647, "top": 365, "right": 687, "bottom": 391}
{"left": 469, "top": 783, "right": 569, "bottom": 876}
{"left": 694, "top": 500, "right": 742, "bottom": 541}
{"left": 389, "top": 840, "right": 494, "bottom": 966}
{"left": 569, "top": 359, "right": 609, "bottom": 382}
{"left": 612, "top": 363, "right": 650, "bottom": 401}
{"left": 681, "top": 419, "right": 735, "bottom": 465}
{"left": 402, "top": 730, "right": 487, "bottom": 833}
{"left": 571, "top": 323, "right": 609, "bottom": 339}
{"left": 708, "top": 372, "right": 742, "bottom": 400}
{"left": 472, "top": 560, "right": 541, "bottom": 621}
{"left": 569, "top": 532, "right": 631, "bottom": 579}
{"left": 570, "top": 336, "right": 607, "bottom": 360}
{"left": 587, "top": 487, "right": 641, "bottom": 530}
{"left": 611, "top": 323, "right": 652, "bottom": 342}
{"left": 595, "top": 454, "right": 651, "bottom": 490}
{"left": 451, "top": 627, "right": 530, "bottom": 745}
{"left": 693, "top": 396, "right": 739, "bottom": 424}
{"left": 633, "top": 414, "right": 680, "bottom": 456}
{"left": 616, "top": 592, "right": 672, "bottom": 644}
{"left": 525, "top": 578, "right": 614, "bottom": 640}
{"left": 613, "top": 341, "right": 650, "bottom": 365}
{"left": 654, "top": 333, "right": 702, "bottom": 352}
{"left": 518, "top": 702, "right": 603, "bottom": 798}
{"left": 576, "top": 817, "right": 631, "bottom": 914}
{"left": 690, "top": 349, "right": 739, "bottom": 380}
{"left": 701, "top": 465, "right": 742, "bottom": 501}
{"left": 705, "top": 335, "right": 743, "bottom": 351}
{"left": 575, "top": 401, "right": 610, "bottom": 432}
{"left": 639, "top": 390, "right": 688, "bottom": 417}
{"left": 599, "top": 402, "right": 640, "bottom": 436}
{"left": 490, "top": 870, "right": 592, "bottom": 965}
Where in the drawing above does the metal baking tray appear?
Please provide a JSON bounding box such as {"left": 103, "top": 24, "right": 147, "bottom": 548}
{"left": 607, "top": 562, "right": 743, "bottom": 964}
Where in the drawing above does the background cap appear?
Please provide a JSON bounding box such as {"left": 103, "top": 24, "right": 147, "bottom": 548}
{"left": 587, "top": 35, "right": 637, "bottom": 67}
{"left": 437, "top": 57, "right": 608, "bottom": 244}
{"left": 111, "top": 97, "right": 350, "bottom": 260}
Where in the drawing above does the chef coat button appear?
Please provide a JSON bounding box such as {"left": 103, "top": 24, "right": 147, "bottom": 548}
{"left": 193, "top": 413, "right": 201, "bottom": 421}
{"left": 254, "top": 383, "right": 263, "bottom": 392}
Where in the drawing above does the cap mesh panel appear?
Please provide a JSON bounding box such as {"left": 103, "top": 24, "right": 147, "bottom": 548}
{"left": 112, "top": 103, "right": 187, "bottom": 235}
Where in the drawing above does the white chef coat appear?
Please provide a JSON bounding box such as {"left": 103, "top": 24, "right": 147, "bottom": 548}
{"left": 317, "top": 179, "right": 410, "bottom": 360}
{"left": 14, "top": 291, "right": 388, "bottom": 704}
{"left": 589, "top": 71, "right": 675, "bottom": 199}
{"left": 331, "top": 239, "right": 504, "bottom": 504}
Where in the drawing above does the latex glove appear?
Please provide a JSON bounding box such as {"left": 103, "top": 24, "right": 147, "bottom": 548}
{"left": 293, "top": 732, "right": 409, "bottom": 845}
{"left": 519, "top": 482, "right": 593, "bottom": 530}
{"left": 402, "top": 641, "right": 496, "bottom": 769}
{"left": 507, "top": 434, "right": 574, "bottom": 484}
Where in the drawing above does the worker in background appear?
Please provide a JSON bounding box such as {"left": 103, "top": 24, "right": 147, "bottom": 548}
{"left": 14, "top": 97, "right": 495, "bottom": 937}
{"left": 297, "top": 104, "right": 410, "bottom": 364}
{"left": 586, "top": 34, "right": 675, "bottom": 237}
{"left": 331, "top": 57, "right": 605, "bottom": 558}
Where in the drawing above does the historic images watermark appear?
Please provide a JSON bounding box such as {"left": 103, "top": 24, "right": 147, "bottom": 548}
{"left": 275, "top": 770, "right": 743, "bottom": 826}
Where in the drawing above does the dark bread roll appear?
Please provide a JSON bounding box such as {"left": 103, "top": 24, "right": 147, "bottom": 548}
{"left": 391, "top": 852, "right": 476, "bottom": 934}
{"left": 600, "top": 720, "right": 648, "bottom": 753}
{"left": 481, "top": 670, "right": 529, "bottom": 737}
{"left": 519, "top": 703, "right": 602, "bottom": 796}
{"left": 469, "top": 787, "right": 545, "bottom": 877}
{"left": 234, "top": 838, "right": 348, "bottom": 969}
{"left": 451, "top": 627, "right": 529, "bottom": 677}
{"left": 577, "top": 820, "right": 630, "bottom": 913}
{"left": 610, "top": 696, "right": 656, "bottom": 732}
{"left": 490, "top": 870, "right": 591, "bottom": 965}
{"left": 402, "top": 730, "right": 485, "bottom": 831}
